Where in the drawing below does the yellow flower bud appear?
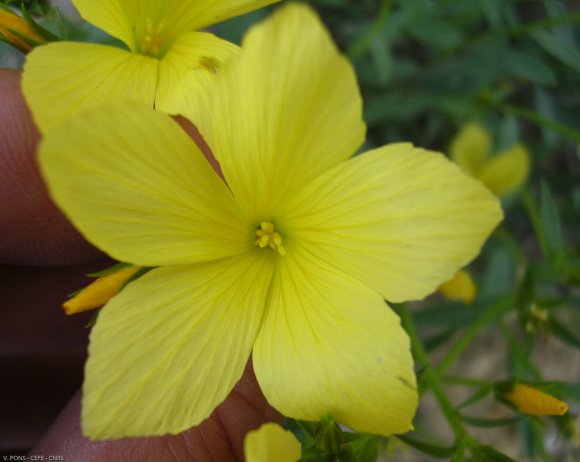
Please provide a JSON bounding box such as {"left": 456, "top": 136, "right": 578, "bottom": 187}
{"left": 63, "top": 266, "right": 140, "bottom": 315}
{"left": 0, "top": 8, "right": 45, "bottom": 51}
{"left": 505, "top": 384, "right": 568, "bottom": 416}
{"left": 438, "top": 269, "right": 476, "bottom": 304}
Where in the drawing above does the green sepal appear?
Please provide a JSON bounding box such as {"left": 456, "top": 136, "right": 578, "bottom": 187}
{"left": 85, "top": 308, "right": 101, "bottom": 328}
{"left": 20, "top": 2, "right": 59, "bottom": 41}
{"left": 86, "top": 262, "right": 132, "bottom": 278}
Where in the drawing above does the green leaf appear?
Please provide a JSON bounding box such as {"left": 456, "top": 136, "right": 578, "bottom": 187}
{"left": 457, "top": 385, "right": 494, "bottom": 410}
{"left": 549, "top": 316, "right": 580, "bottom": 349}
{"left": 478, "top": 0, "right": 503, "bottom": 28}
{"left": 532, "top": 30, "right": 580, "bottom": 74}
{"left": 396, "top": 435, "right": 456, "bottom": 459}
{"left": 503, "top": 49, "right": 556, "bottom": 86}
{"left": 540, "top": 181, "right": 566, "bottom": 258}
{"left": 471, "top": 444, "right": 517, "bottom": 462}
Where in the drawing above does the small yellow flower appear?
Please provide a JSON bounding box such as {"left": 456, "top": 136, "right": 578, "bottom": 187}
{"left": 22, "top": 0, "right": 279, "bottom": 133}
{"left": 504, "top": 384, "right": 568, "bottom": 416}
{"left": 450, "top": 122, "right": 530, "bottom": 197}
{"left": 0, "top": 8, "right": 45, "bottom": 51}
{"left": 244, "top": 423, "right": 301, "bottom": 462}
{"left": 438, "top": 269, "right": 476, "bottom": 304}
{"left": 40, "top": 4, "right": 502, "bottom": 439}
{"left": 63, "top": 265, "right": 140, "bottom": 315}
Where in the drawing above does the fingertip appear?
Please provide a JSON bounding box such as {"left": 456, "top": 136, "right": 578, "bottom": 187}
{"left": 0, "top": 69, "right": 101, "bottom": 266}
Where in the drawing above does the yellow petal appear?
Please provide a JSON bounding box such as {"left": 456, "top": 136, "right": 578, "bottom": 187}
{"left": 156, "top": 31, "right": 238, "bottom": 115}
{"left": 253, "top": 247, "right": 418, "bottom": 436}
{"left": 39, "top": 101, "right": 249, "bottom": 266}
{"left": 450, "top": 122, "right": 492, "bottom": 176}
{"left": 279, "top": 143, "right": 503, "bottom": 303}
{"left": 478, "top": 143, "right": 530, "bottom": 196}
{"left": 22, "top": 42, "right": 157, "bottom": 133}
{"left": 504, "top": 384, "right": 568, "bottom": 416}
{"left": 72, "top": 0, "right": 136, "bottom": 49}
{"left": 83, "top": 253, "right": 273, "bottom": 439}
{"left": 63, "top": 265, "right": 141, "bottom": 315}
{"left": 244, "top": 423, "right": 301, "bottom": 462}
{"left": 73, "top": 0, "right": 279, "bottom": 54}
{"left": 437, "top": 269, "right": 477, "bottom": 304}
{"left": 183, "top": 3, "right": 365, "bottom": 221}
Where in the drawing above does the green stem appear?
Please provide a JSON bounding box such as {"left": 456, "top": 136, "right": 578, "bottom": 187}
{"left": 520, "top": 187, "right": 550, "bottom": 259}
{"left": 347, "top": 0, "right": 392, "bottom": 59}
{"left": 432, "top": 295, "right": 514, "bottom": 382}
{"left": 398, "top": 304, "right": 467, "bottom": 440}
{"left": 443, "top": 376, "right": 490, "bottom": 388}
{"left": 494, "top": 103, "right": 580, "bottom": 143}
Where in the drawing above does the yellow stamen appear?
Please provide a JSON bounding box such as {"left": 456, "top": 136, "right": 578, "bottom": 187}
{"left": 0, "top": 9, "right": 45, "bottom": 51}
{"left": 505, "top": 384, "right": 568, "bottom": 416}
{"left": 63, "top": 266, "right": 141, "bottom": 315}
{"left": 139, "top": 18, "right": 167, "bottom": 58}
{"left": 255, "top": 221, "right": 286, "bottom": 256}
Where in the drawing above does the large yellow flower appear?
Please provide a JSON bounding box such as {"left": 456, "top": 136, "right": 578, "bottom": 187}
{"left": 39, "top": 4, "right": 502, "bottom": 439}
{"left": 22, "top": 0, "right": 278, "bottom": 133}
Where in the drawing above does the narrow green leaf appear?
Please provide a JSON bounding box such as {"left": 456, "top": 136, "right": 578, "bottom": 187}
{"left": 533, "top": 30, "right": 580, "bottom": 74}
{"left": 549, "top": 316, "right": 580, "bottom": 349}
{"left": 540, "top": 181, "right": 566, "bottom": 258}
{"left": 498, "top": 104, "right": 580, "bottom": 143}
{"left": 471, "top": 444, "right": 517, "bottom": 462}
{"left": 503, "top": 49, "right": 556, "bottom": 86}
{"left": 457, "top": 386, "right": 494, "bottom": 410}
{"left": 396, "top": 435, "right": 456, "bottom": 458}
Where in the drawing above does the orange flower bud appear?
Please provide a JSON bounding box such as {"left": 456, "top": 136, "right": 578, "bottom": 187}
{"left": 505, "top": 384, "right": 568, "bottom": 416}
{"left": 0, "top": 8, "right": 45, "bottom": 51}
{"left": 63, "top": 266, "right": 140, "bottom": 315}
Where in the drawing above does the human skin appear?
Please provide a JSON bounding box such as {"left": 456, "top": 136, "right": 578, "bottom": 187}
{"left": 0, "top": 68, "right": 280, "bottom": 460}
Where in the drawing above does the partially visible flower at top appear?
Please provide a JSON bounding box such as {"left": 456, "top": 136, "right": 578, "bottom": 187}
{"left": 39, "top": 4, "right": 502, "bottom": 439}
{"left": 244, "top": 423, "right": 301, "bottom": 462}
{"left": 22, "top": 0, "right": 279, "bottom": 133}
{"left": 500, "top": 383, "right": 568, "bottom": 416}
{"left": 450, "top": 122, "right": 531, "bottom": 197}
{"left": 0, "top": 6, "right": 46, "bottom": 52}
{"left": 437, "top": 269, "right": 476, "bottom": 304}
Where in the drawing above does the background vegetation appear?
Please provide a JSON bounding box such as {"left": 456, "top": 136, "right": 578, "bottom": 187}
{"left": 2, "top": 0, "right": 578, "bottom": 460}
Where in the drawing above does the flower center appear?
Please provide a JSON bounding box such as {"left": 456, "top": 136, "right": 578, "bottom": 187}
{"left": 255, "top": 222, "right": 286, "bottom": 256}
{"left": 139, "top": 18, "right": 167, "bottom": 58}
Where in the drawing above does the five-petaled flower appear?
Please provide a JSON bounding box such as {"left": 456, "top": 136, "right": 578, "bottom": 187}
{"left": 39, "top": 4, "right": 502, "bottom": 439}
{"left": 22, "top": 0, "right": 278, "bottom": 133}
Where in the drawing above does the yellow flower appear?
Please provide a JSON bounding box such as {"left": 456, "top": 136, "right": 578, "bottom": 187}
{"left": 450, "top": 122, "right": 531, "bottom": 197}
{"left": 504, "top": 384, "right": 568, "bottom": 416}
{"left": 63, "top": 265, "right": 141, "bottom": 315}
{"left": 0, "top": 7, "right": 45, "bottom": 51}
{"left": 22, "top": 0, "right": 278, "bottom": 133}
{"left": 244, "top": 423, "right": 301, "bottom": 462}
{"left": 39, "top": 4, "right": 502, "bottom": 439}
{"left": 438, "top": 269, "right": 476, "bottom": 304}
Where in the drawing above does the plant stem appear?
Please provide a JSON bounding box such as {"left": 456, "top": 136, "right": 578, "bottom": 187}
{"left": 520, "top": 187, "right": 550, "bottom": 259}
{"left": 428, "top": 295, "right": 514, "bottom": 385}
{"left": 398, "top": 304, "right": 467, "bottom": 440}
